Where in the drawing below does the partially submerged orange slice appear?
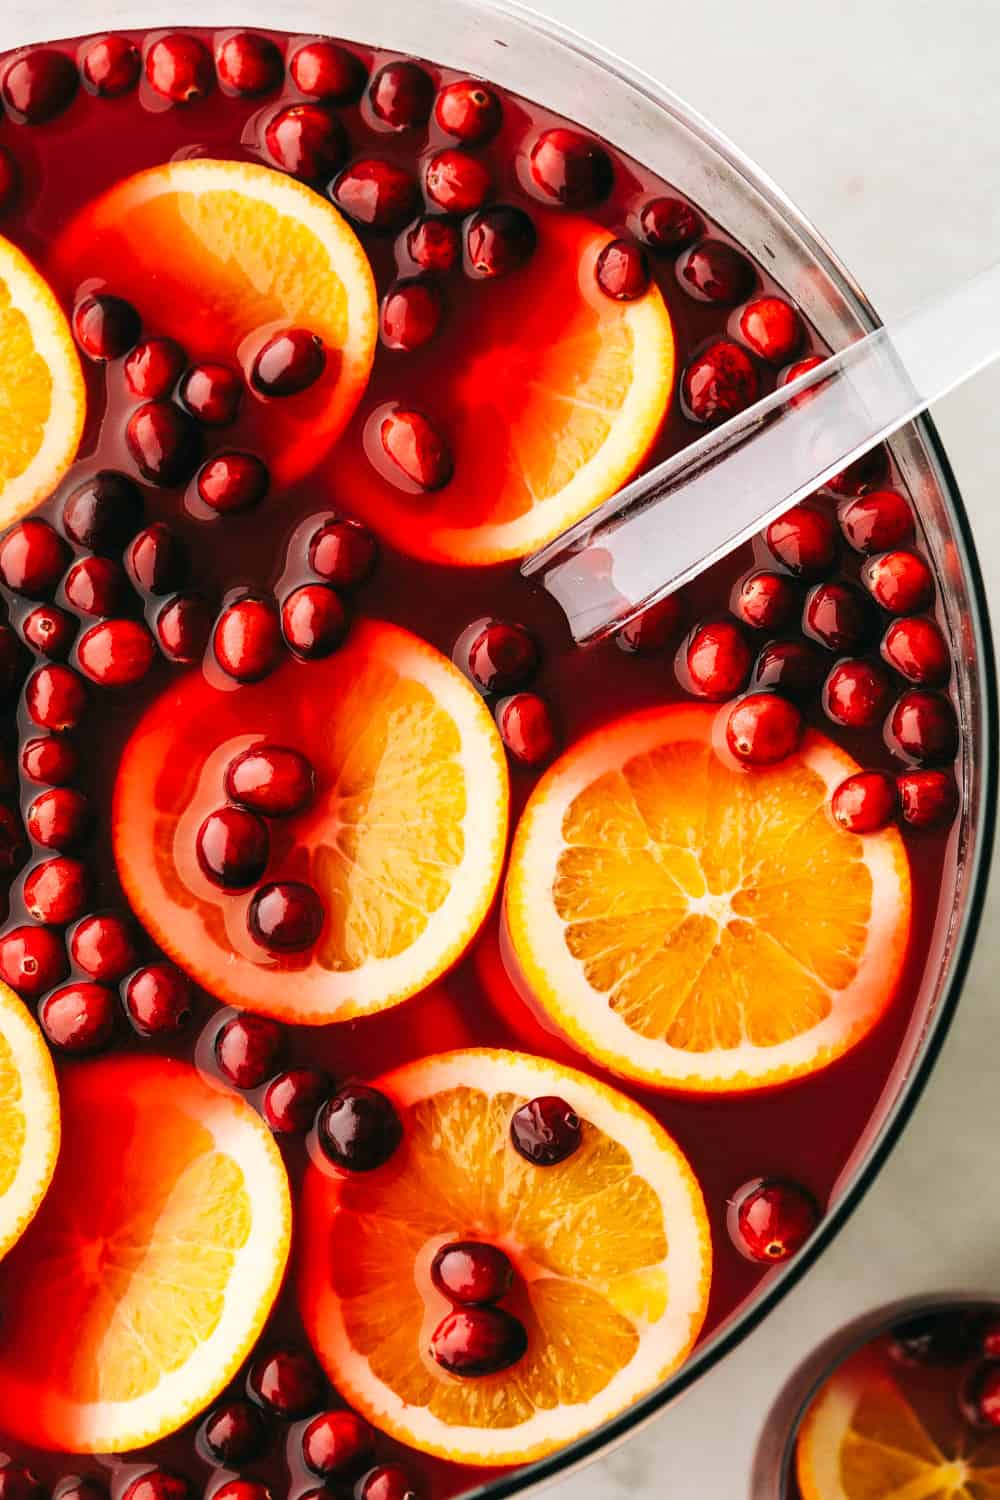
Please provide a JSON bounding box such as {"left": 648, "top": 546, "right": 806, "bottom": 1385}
{"left": 0, "top": 981, "right": 59, "bottom": 1263}
{"left": 298, "top": 1048, "right": 711, "bottom": 1466}
{"left": 505, "top": 703, "right": 911, "bottom": 1092}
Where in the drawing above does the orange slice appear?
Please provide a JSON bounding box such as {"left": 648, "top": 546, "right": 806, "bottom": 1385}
{"left": 51, "top": 158, "right": 377, "bottom": 486}
{"left": 505, "top": 703, "right": 911, "bottom": 1093}
{"left": 0, "top": 1053, "right": 290, "bottom": 1453}
{"left": 0, "top": 233, "right": 85, "bottom": 527}
{"left": 113, "top": 621, "right": 508, "bottom": 1023}
{"left": 333, "top": 210, "right": 674, "bottom": 565}
{"left": 298, "top": 1047, "right": 711, "bottom": 1466}
{"left": 0, "top": 981, "right": 59, "bottom": 1262}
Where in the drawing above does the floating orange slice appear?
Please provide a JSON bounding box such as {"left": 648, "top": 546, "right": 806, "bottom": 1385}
{"left": 0, "top": 981, "right": 59, "bottom": 1263}
{"left": 298, "top": 1048, "right": 711, "bottom": 1466}
{"left": 504, "top": 703, "right": 911, "bottom": 1093}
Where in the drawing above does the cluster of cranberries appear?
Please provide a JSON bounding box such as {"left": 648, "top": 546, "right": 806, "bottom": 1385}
{"left": 883, "top": 1305, "right": 1000, "bottom": 1434}
{"left": 452, "top": 616, "right": 556, "bottom": 768}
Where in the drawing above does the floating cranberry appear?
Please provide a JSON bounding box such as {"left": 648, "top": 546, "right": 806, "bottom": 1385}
{"left": 126, "top": 522, "right": 186, "bottom": 595}
{"left": 682, "top": 339, "right": 759, "bottom": 424}
{"left": 738, "top": 296, "right": 802, "bottom": 363}
{"left": 359, "top": 1470, "right": 420, "bottom": 1500}
{"left": 317, "top": 1083, "right": 402, "bottom": 1171}
{"left": 732, "top": 572, "right": 796, "bottom": 632}
{"left": 432, "top": 1241, "right": 515, "bottom": 1304}
{"left": 0, "top": 1465, "right": 43, "bottom": 1500}
{"left": 197, "top": 452, "right": 269, "bottom": 514}
{"left": 639, "top": 196, "right": 702, "bottom": 252}
{"left": 248, "top": 1347, "right": 324, "bottom": 1418}
{"left": 332, "top": 159, "right": 419, "bottom": 231}
{"left": 830, "top": 771, "right": 897, "bottom": 834}
{"left": 528, "top": 127, "right": 613, "bottom": 207}
{"left": 215, "top": 1013, "right": 284, "bottom": 1089}
{"left": 25, "top": 787, "right": 88, "bottom": 849}
{"left": 430, "top": 1306, "right": 528, "bottom": 1377}
{"left": 25, "top": 664, "right": 87, "bottom": 731}
{"left": 156, "top": 593, "right": 213, "bottom": 663}
{"left": 406, "top": 216, "right": 461, "bottom": 273}
{"left": 963, "top": 1364, "right": 1000, "bottom": 1429}
{"left": 424, "top": 149, "right": 491, "bottom": 215}
{"left": 145, "top": 34, "right": 214, "bottom": 103}
{"left": 897, "top": 769, "right": 959, "bottom": 829}
{"left": 726, "top": 693, "right": 803, "bottom": 766}
{"left": 263, "top": 1068, "right": 329, "bottom": 1133}
{"left": 226, "top": 745, "right": 315, "bottom": 817}
{"left": 0, "top": 518, "right": 69, "bottom": 596}
{"left": 496, "top": 692, "right": 557, "bottom": 766}
{"left": 596, "top": 238, "right": 650, "bottom": 301}
{"left": 62, "top": 471, "right": 144, "bottom": 553}
{"left": 731, "top": 1178, "right": 819, "bottom": 1262}
{"left": 839, "top": 489, "right": 913, "bottom": 553}
{"left": 22, "top": 603, "right": 76, "bottom": 659}
{"left": 126, "top": 401, "right": 202, "bottom": 486}
{"left": 77, "top": 619, "right": 156, "bottom": 688}
{"left": 213, "top": 596, "right": 283, "bottom": 682}
{"left": 290, "top": 40, "right": 366, "bottom": 103}
{"left": 24, "top": 855, "right": 88, "bottom": 924}
{"left": 0, "top": 807, "right": 24, "bottom": 876}
{"left": 179, "top": 362, "right": 242, "bottom": 426}
{"left": 120, "top": 1474, "right": 190, "bottom": 1500}
{"left": 281, "top": 583, "right": 347, "bottom": 660}
{"left": 197, "top": 807, "right": 269, "bottom": 890}
{"left": 379, "top": 407, "right": 453, "bottom": 491}
{"left": 984, "top": 1321, "right": 1000, "bottom": 1362}
{"left": 69, "top": 912, "right": 137, "bottom": 981}
{"left": 309, "top": 518, "right": 377, "bottom": 589}
{"left": 825, "top": 445, "right": 889, "bottom": 498}
{"left": 81, "top": 35, "right": 141, "bottom": 96}
{"left": 264, "top": 104, "right": 347, "bottom": 181}
{"left": 217, "top": 32, "right": 283, "bottom": 95}
{"left": 888, "top": 690, "right": 958, "bottom": 765}
{"left": 369, "top": 60, "right": 433, "bottom": 129}
{"left": 779, "top": 354, "right": 826, "bottom": 404}
{"left": 0, "top": 147, "right": 19, "bottom": 213}
{"left": 200, "top": 1398, "right": 269, "bottom": 1466}
{"left": 677, "top": 240, "right": 754, "bottom": 304}
{"left": 63, "top": 556, "right": 123, "bottom": 617}
{"left": 684, "top": 620, "right": 752, "bottom": 699}
{"left": 381, "top": 279, "right": 442, "bottom": 352}
{"left": 862, "top": 550, "right": 933, "bottom": 615}
{"left": 21, "top": 734, "right": 79, "bottom": 786}
{"left": 435, "top": 79, "right": 501, "bottom": 142}
{"left": 40, "top": 981, "right": 115, "bottom": 1053}
{"left": 210, "top": 1483, "right": 271, "bottom": 1500}
{"left": 3, "top": 49, "right": 78, "bottom": 123}
{"left": 510, "top": 1095, "right": 581, "bottom": 1165}
{"left": 248, "top": 881, "right": 324, "bottom": 952}
{"left": 251, "top": 330, "right": 326, "bottom": 397}
{"left": 823, "top": 659, "right": 891, "bottom": 729}
{"left": 465, "top": 205, "right": 537, "bottom": 278}
{"left": 616, "top": 595, "right": 683, "bottom": 654}
{"left": 124, "top": 337, "right": 185, "bottom": 401}
{"left": 303, "top": 1410, "right": 375, "bottom": 1478}
{"left": 458, "top": 618, "right": 538, "bottom": 694}
{"left": 881, "top": 616, "right": 949, "bottom": 686}
{"left": 73, "top": 293, "right": 140, "bottom": 361}
{"left": 802, "top": 581, "right": 873, "bottom": 653}
{"left": 765, "top": 503, "right": 838, "bottom": 577}
{"left": 125, "top": 963, "right": 193, "bottom": 1037}
{"left": 0, "top": 924, "right": 67, "bottom": 997}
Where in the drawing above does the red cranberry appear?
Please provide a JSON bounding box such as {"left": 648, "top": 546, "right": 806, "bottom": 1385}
{"left": 435, "top": 79, "right": 501, "bottom": 142}
{"left": 862, "top": 550, "right": 934, "bottom": 615}
{"left": 26, "top": 664, "right": 87, "bottom": 731}
{"left": 332, "top": 159, "right": 419, "bottom": 231}
{"left": 737, "top": 296, "right": 802, "bottom": 363}
{"left": 217, "top": 33, "right": 283, "bottom": 95}
{"left": 528, "top": 128, "right": 613, "bottom": 207}
{"left": 510, "top": 1095, "right": 581, "bottom": 1165}
{"left": 197, "top": 452, "right": 269, "bottom": 513}
{"left": 22, "top": 603, "right": 76, "bottom": 659}
{"left": 62, "top": 471, "right": 143, "bottom": 553}
{"left": 432, "top": 1241, "right": 515, "bottom": 1304}
{"left": 317, "top": 1083, "right": 402, "bottom": 1171}
{"left": 77, "top": 619, "right": 156, "bottom": 688}
{"left": 124, "top": 338, "right": 186, "bottom": 400}
{"left": 53, "top": 1480, "right": 108, "bottom": 1500}
{"left": 180, "top": 363, "right": 242, "bottom": 427}
{"left": 0, "top": 518, "right": 69, "bottom": 596}
{"left": 963, "top": 1364, "right": 1000, "bottom": 1429}
{"left": 251, "top": 330, "right": 326, "bottom": 397}
{"left": 731, "top": 1178, "right": 819, "bottom": 1262}
{"left": 424, "top": 149, "right": 491, "bottom": 214}
{"left": 616, "top": 595, "right": 683, "bottom": 654}
{"left": 369, "top": 61, "right": 433, "bottom": 130}
{"left": 145, "top": 34, "right": 214, "bottom": 103}
{"left": 290, "top": 41, "right": 365, "bottom": 103}
{"left": 265, "top": 104, "right": 347, "bottom": 182}
{"left": 684, "top": 620, "right": 752, "bottom": 699}
{"left": 63, "top": 556, "right": 123, "bottom": 617}
{"left": 225, "top": 745, "right": 315, "bottom": 817}
{"left": 830, "top": 771, "right": 897, "bottom": 834}
{"left": 126, "top": 402, "right": 202, "bottom": 486}
{"left": 430, "top": 1306, "right": 528, "bottom": 1377}
{"left": 839, "top": 489, "right": 913, "bottom": 553}
{"left": 126, "top": 523, "right": 186, "bottom": 596}
{"left": 40, "top": 980, "right": 115, "bottom": 1053}
{"left": 0, "top": 807, "right": 25, "bottom": 876}
{"left": 822, "top": 659, "right": 892, "bottom": 729}
{"left": 732, "top": 572, "right": 797, "bottom": 632}
{"left": 25, "top": 786, "right": 88, "bottom": 849}
{"left": 465, "top": 206, "right": 537, "bottom": 278}
{"left": 753, "top": 639, "right": 825, "bottom": 704}
{"left": 213, "top": 597, "right": 282, "bottom": 682}
{"left": 677, "top": 240, "right": 754, "bottom": 304}
{"left": 248, "top": 1347, "right": 324, "bottom": 1418}
{"left": 125, "top": 963, "right": 194, "bottom": 1036}
{"left": 215, "top": 1013, "right": 284, "bottom": 1089}
{"left": 0, "top": 924, "right": 67, "bottom": 997}
{"left": 309, "top": 518, "right": 377, "bottom": 589}
{"left": 888, "top": 690, "right": 958, "bottom": 765}
{"left": 765, "top": 503, "right": 838, "bottom": 577}
{"left": 303, "top": 1410, "right": 375, "bottom": 1478}
{"left": 496, "top": 693, "right": 557, "bottom": 767}
{"left": 69, "top": 912, "right": 137, "bottom": 981}
{"left": 0, "top": 1465, "right": 43, "bottom": 1500}
{"left": 120, "top": 1474, "right": 190, "bottom": 1500}
{"left": 248, "top": 881, "right": 324, "bottom": 952}
{"left": 881, "top": 616, "right": 949, "bottom": 686}
{"left": 210, "top": 1484, "right": 270, "bottom": 1500}
{"left": 897, "top": 768, "right": 959, "bottom": 829}
{"left": 406, "top": 216, "right": 461, "bottom": 273}
{"left": 596, "top": 238, "right": 650, "bottom": 301}
{"left": 802, "top": 582, "right": 873, "bottom": 653}
{"left": 379, "top": 407, "right": 453, "bottom": 491}
{"left": 779, "top": 354, "right": 827, "bottom": 406}
{"left": 639, "top": 196, "right": 702, "bottom": 252}
{"left": 24, "top": 855, "right": 88, "bottom": 925}
{"left": 200, "top": 1398, "right": 268, "bottom": 1465}
{"left": 81, "top": 35, "right": 141, "bottom": 96}
{"left": 263, "top": 1068, "right": 329, "bottom": 1133}
{"left": 3, "top": 49, "right": 78, "bottom": 122}
{"left": 458, "top": 618, "right": 538, "bottom": 693}
{"left": 359, "top": 1468, "right": 420, "bottom": 1500}
{"left": 825, "top": 446, "right": 890, "bottom": 498}
{"left": 682, "top": 339, "right": 759, "bottom": 424}
{"left": 21, "top": 734, "right": 79, "bottom": 786}
{"left": 0, "top": 147, "right": 19, "bottom": 213}
{"left": 197, "top": 807, "right": 269, "bottom": 890}
{"left": 281, "top": 583, "right": 347, "bottom": 660}
{"left": 73, "top": 293, "right": 140, "bottom": 361}
{"left": 381, "top": 279, "right": 442, "bottom": 352}
{"left": 725, "top": 693, "right": 803, "bottom": 766}
{"left": 156, "top": 593, "right": 213, "bottom": 663}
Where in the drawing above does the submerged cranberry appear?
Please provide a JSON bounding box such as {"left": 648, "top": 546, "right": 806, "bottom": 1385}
{"left": 823, "top": 659, "right": 892, "bottom": 729}
{"left": 432, "top": 1242, "right": 515, "bottom": 1305}
{"left": 0, "top": 808, "right": 25, "bottom": 876}
{"left": 459, "top": 618, "right": 538, "bottom": 694}
{"left": 145, "top": 34, "right": 214, "bottom": 103}
{"left": 891, "top": 1309, "right": 987, "bottom": 1367}
{"left": 82, "top": 35, "right": 141, "bottom": 96}
{"left": 26, "top": 664, "right": 87, "bottom": 731}
{"left": 197, "top": 807, "right": 270, "bottom": 890}
{"left": 684, "top": 620, "right": 751, "bottom": 699}
{"left": 156, "top": 593, "right": 212, "bottom": 663}
{"left": 677, "top": 240, "right": 754, "bottom": 304}
{"left": 264, "top": 104, "right": 347, "bottom": 181}
{"left": 435, "top": 79, "right": 501, "bottom": 142}
{"left": 217, "top": 33, "right": 283, "bottom": 95}
{"left": 0, "top": 518, "right": 69, "bottom": 597}
{"left": 0, "top": 1465, "right": 43, "bottom": 1500}
{"left": 0, "top": 147, "right": 18, "bottom": 213}
{"left": 215, "top": 1014, "right": 284, "bottom": 1092}
{"left": 731, "top": 1179, "right": 819, "bottom": 1262}
{"left": 528, "top": 127, "right": 613, "bottom": 207}
{"left": 369, "top": 60, "right": 433, "bottom": 129}
{"left": 281, "top": 583, "right": 347, "bottom": 659}
{"left": 406, "top": 216, "right": 461, "bottom": 273}
{"left": 765, "top": 503, "right": 838, "bottom": 577}
{"left": 25, "top": 787, "right": 88, "bottom": 849}
{"left": 897, "top": 768, "right": 959, "bottom": 829}
{"left": 251, "top": 330, "right": 326, "bottom": 397}
{"left": 180, "top": 362, "right": 242, "bottom": 426}
{"left": 862, "top": 550, "right": 934, "bottom": 615}
{"left": 379, "top": 407, "right": 453, "bottom": 490}
{"left": 881, "top": 616, "right": 949, "bottom": 685}
{"left": 682, "top": 340, "right": 759, "bottom": 424}
{"left": 126, "top": 402, "right": 202, "bottom": 486}
{"left": 964, "top": 1364, "right": 1000, "bottom": 1429}
{"left": 0, "top": 924, "right": 67, "bottom": 997}
{"left": 381, "top": 279, "right": 442, "bottom": 351}
{"left": 596, "top": 238, "right": 650, "bottom": 301}
{"left": 616, "top": 595, "right": 683, "bottom": 654}
{"left": 69, "top": 912, "right": 137, "bottom": 981}
{"left": 737, "top": 296, "right": 801, "bottom": 363}
{"left": 226, "top": 745, "right": 315, "bottom": 818}
{"left": 803, "top": 582, "right": 873, "bottom": 653}
{"left": 248, "top": 1347, "right": 324, "bottom": 1418}
{"left": 317, "top": 1083, "right": 402, "bottom": 1171}
{"left": 24, "top": 855, "right": 88, "bottom": 925}
{"left": 62, "top": 471, "right": 143, "bottom": 553}
{"left": 120, "top": 1474, "right": 191, "bottom": 1500}
{"left": 3, "top": 49, "right": 78, "bottom": 122}
{"left": 126, "top": 523, "right": 186, "bottom": 595}
{"left": 732, "top": 571, "right": 796, "bottom": 632}
{"left": 425, "top": 149, "right": 491, "bottom": 214}
{"left": 263, "top": 1068, "right": 329, "bottom": 1134}
{"left": 211, "top": 1483, "right": 271, "bottom": 1500}
{"left": 309, "top": 518, "right": 377, "bottom": 589}
{"left": 831, "top": 771, "right": 897, "bottom": 834}
{"left": 290, "top": 40, "right": 366, "bottom": 103}
{"left": 77, "top": 620, "right": 155, "bottom": 688}
{"left": 74, "top": 293, "right": 140, "bottom": 362}
{"left": 779, "top": 354, "right": 826, "bottom": 404}
{"left": 200, "top": 1398, "right": 269, "bottom": 1466}
{"left": 21, "top": 735, "right": 79, "bottom": 786}
{"left": 302, "top": 1410, "right": 375, "bottom": 1478}
{"left": 249, "top": 882, "right": 324, "bottom": 953}
{"left": 40, "top": 981, "right": 115, "bottom": 1053}
{"left": 213, "top": 597, "right": 283, "bottom": 682}
{"left": 125, "top": 963, "right": 193, "bottom": 1037}
{"left": 839, "top": 489, "right": 913, "bottom": 553}
{"left": 466, "top": 205, "right": 537, "bottom": 278}
{"left": 496, "top": 693, "right": 557, "bottom": 766}
{"left": 333, "top": 159, "right": 419, "bottom": 230}
{"left": 825, "top": 445, "right": 889, "bottom": 498}
{"left": 888, "top": 690, "right": 958, "bottom": 765}
{"left": 63, "top": 556, "right": 123, "bottom": 617}
{"left": 639, "top": 196, "right": 702, "bottom": 251}
{"left": 359, "top": 1468, "right": 420, "bottom": 1500}
{"left": 430, "top": 1306, "right": 528, "bottom": 1377}
{"left": 197, "top": 452, "right": 269, "bottom": 514}
{"left": 22, "top": 603, "right": 76, "bottom": 659}
{"left": 510, "top": 1095, "right": 581, "bottom": 1165}
{"left": 124, "top": 338, "right": 186, "bottom": 400}
{"left": 726, "top": 694, "right": 803, "bottom": 766}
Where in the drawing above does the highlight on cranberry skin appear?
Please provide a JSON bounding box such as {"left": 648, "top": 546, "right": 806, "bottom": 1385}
{"left": 126, "top": 402, "right": 203, "bottom": 487}
{"left": 180, "top": 362, "right": 243, "bottom": 426}
{"left": 431, "top": 1241, "right": 515, "bottom": 1305}
{"left": 527, "top": 127, "right": 614, "bottom": 208}
{"left": 301, "top": 1409, "right": 375, "bottom": 1479}
{"left": 732, "top": 571, "right": 797, "bottom": 633}
{"left": 822, "top": 658, "right": 892, "bottom": 730}
{"left": 61, "top": 471, "right": 144, "bottom": 554}
{"left": 724, "top": 693, "right": 803, "bottom": 767}
{"left": 290, "top": 40, "right": 366, "bottom": 104}
{"left": 316, "top": 1082, "right": 403, "bottom": 1172}
{"left": 127, "top": 522, "right": 187, "bottom": 596}
{"left": 74, "top": 293, "right": 141, "bottom": 362}
{"left": 681, "top": 339, "right": 759, "bottom": 424}
{"left": 308, "top": 518, "right": 378, "bottom": 589}
{"left": 881, "top": 616, "right": 950, "bottom": 686}
{"left": 332, "top": 159, "right": 419, "bottom": 231}
{"left": 897, "top": 768, "right": 959, "bottom": 830}
{"left": 888, "top": 690, "right": 959, "bottom": 766}
{"left": 377, "top": 406, "right": 453, "bottom": 492}
{"left": 248, "top": 880, "right": 325, "bottom": 953}
{"left": 39, "top": 981, "right": 117, "bottom": 1055}
{"left": 359, "top": 1466, "right": 421, "bottom": 1500}
{"left": 247, "top": 1346, "right": 325, "bottom": 1418}
{"left": 737, "top": 295, "right": 802, "bottom": 363}
{"left": 465, "top": 205, "right": 537, "bottom": 278}
{"left": 830, "top": 770, "right": 898, "bottom": 834}
{"left": 212, "top": 596, "right": 283, "bottom": 683}
{"left": 280, "top": 583, "right": 348, "bottom": 660}
{"left": 196, "top": 452, "right": 270, "bottom": 515}
{"left": 510, "top": 1095, "right": 582, "bottom": 1166}
{"left": 2, "top": 49, "right": 78, "bottom": 124}
{"left": 368, "top": 59, "right": 434, "bottom": 130}
{"left": 683, "top": 620, "right": 752, "bottom": 700}
{"left": 214, "top": 1013, "right": 285, "bottom": 1090}
{"left": 455, "top": 617, "right": 539, "bottom": 695}
{"left": 802, "top": 581, "right": 874, "bottom": 654}
{"left": 156, "top": 593, "right": 213, "bottom": 664}
{"left": 196, "top": 806, "right": 270, "bottom": 891}
{"left": 862, "top": 549, "right": 934, "bottom": 615}
{"left": 839, "top": 488, "right": 913, "bottom": 553}
{"left": 434, "top": 79, "right": 502, "bottom": 142}
{"left": 495, "top": 692, "right": 557, "bottom": 767}
{"left": 125, "top": 337, "right": 186, "bottom": 401}
{"left": 81, "top": 35, "right": 141, "bottom": 97}
{"left": 25, "top": 787, "right": 89, "bottom": 850}
{"left": 119, "top": 1471, "right": 191, "bottom": 1500}
{"left": 638, "top": 195, "right": 702, "bottom": 252}
{"left": 144, "top": 33, "right": 214, "bottom": 104}
{"left": 616, "top": 594, "right": 684, "bottom": 654}
{"left": 430, "top": 1305, "right": 528, "bottom": 1378}
{"left": 199, "top": 1398, "right": 268, "bottom": 1466}
{"left": 728, "top": 1176, "right": 820, "bottom": 1263}
{"left": 0, "top": 925, "right": 67, "bottom": 998}
{"left": 264, "top": 104, "right": 347, "bottom": 182}
{"left": 225, "top": 745, "right": 315, "bottom": 818}
{"left": 595, "top": 238, "right": 650, "bottom": 301}
{"left": 25, "top": 664, "right": 88, "bottom": 732}
{"left": 424, "top": 149, "right": 492, "bottom": 215}
{"left": 215, "top": 33, "right": 284, "bottom": 97}
{"left": 124, "top": 963, "right": 194, "bottom": 1037}
{"left": 76, "top": 619, "right": 156, "bottom": 688}
{"left": 380, "top": 279, "right": 443, "bottom": 352}
{"left": 251, "top": 329, "right": 326, "bottom": 398}
{"left": 24, "top": 854, "right": 89, "bottom": 925}
{"left": 677, "top": 239, "right": 754, "bottom": 304}
{"left": 0, "top": 518, "right": 69, "bottom": 597}
{"left": 262, "top": 1068, "right": 329, "bottom": 1135}
{"left": 765, "top": 502, "right": 838, "bottom": 577}
{"left": 68, "top": 911, "right": 138, "bottom": 982}
{"left": 406, "top": 215, "right": 461, "bottom": 274}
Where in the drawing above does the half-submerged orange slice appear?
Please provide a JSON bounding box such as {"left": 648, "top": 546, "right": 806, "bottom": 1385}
{"left": 0, "top": 980, "right": 59, "bottom": 1263}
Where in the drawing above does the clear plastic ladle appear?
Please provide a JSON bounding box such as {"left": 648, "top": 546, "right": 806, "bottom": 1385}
{"left": 523, "top": 260, "right": 1000, "bottom": 645}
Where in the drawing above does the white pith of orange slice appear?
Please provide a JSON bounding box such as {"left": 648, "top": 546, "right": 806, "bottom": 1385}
{"left": 0, "top": 1054, "right": 291, "bottom": 1452}
{"left": 504, "top": 703, "right": 911, "bottom": 1093}
{"left": 298, "top": 1047, "right": 711, "bottom": 1466}
{"left": 0, "top": 981, "right": 59, "bottom": 1263}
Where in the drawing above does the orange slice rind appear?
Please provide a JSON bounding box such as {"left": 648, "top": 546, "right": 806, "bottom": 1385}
{"left": 0, "top": 981, "right": 59, "bottom": 1263}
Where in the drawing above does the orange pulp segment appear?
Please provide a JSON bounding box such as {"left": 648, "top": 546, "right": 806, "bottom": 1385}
{"left": 0, "top": 980, "right": 59, "bottom": 1263}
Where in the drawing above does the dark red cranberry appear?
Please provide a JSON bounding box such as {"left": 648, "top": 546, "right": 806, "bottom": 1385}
{"left": 26, "top": 664, "right": 87, "bottom": 730}
{"left": 424, "top": 149, "right": 491, "bottom": 214}
{"left": 81, "top": 35, "right": 141, "bottom": 96}
{"left": 197, "top": 807, "right": 270, "bottom": 890}
{"left": 145, "top": 34, "right": 214, "bottom": 103}
{"left": 677, "top": 240, "right": 754, "bottom": 304}
{"left": 830, "top": 771, "right": 897, "bottom": 834}
{"left": 226, "top": 745, "right": 315, "bottom": 817}
{"left": 119, "top": 1476, "right": 189, "bottom": 1500}
{"left": 732, "top": 572, "right": 796, "bottom": 632}
{"left": 213, "top": 597, "right": 283, "bottom": 682}
{"left": 0, "top": 924, "right": 67, "bottom": 997}
{"left": 197, "top": 452, "right": 269, "bottom": 513}
{"left": 684, "top": 620, "right": 752, "bottom": 699}
{"left": 881, "top": 616, "right": 949, "bottom": 686}
{"left": 639, "top": 196, "right": 702, "bottom": 252}
{"left": 21, "top": 734, "right": 79, "bottom": 786}
{"left": 180, "top": 362, "right": 243, "bottom": 427}
{"left": 963, "top": 1364, "right": 1000, "bottom": 1428}
{"left": 317, "top": 1083, "right": 402, "bottom": 1171}
{"left": 765, "top": 503, "right": 838, "bottom": 577}
{"left": 496, "top": 693, "right": 557, "bottom": 767}
{"left": 290, "top": 41, "right": 366, "bottom": 103}
{"left": 406, "top": 216, "right": 461, "bottom": 273}
{"left": 825, "top": 445, "right": 890, "bottom": 498}
{"left": 126, "top": 523, "right": 186, "bottom": 595}
{"left": 40, "top": 981, "right": 116, "bottom": 1053}
{"left": 210, "top": 1483, "right": 270, "bottom": 1500}
{"left": 263, "top": 1068, "right": 329, "bottom": 1134}
{"left": 309, "top": 518, "right": 377, "bottom": 589}
{"left": 379, "top": 407, "right": 453, "bottom": 491}
{"left": 332, "top": 159, "right": 419, "bottom": 231}
{"left": 458, "top": 618, "right": 538, "bottom": 693}
{"left": 368, "top": 60, "right": 433, "bottom": 129}
{"left": 3, "top": 49, "right": 78, "bottom": 123}
{"left": 215, "top": 1013, "right": 284, "bottom": 1089}
{"left": 25, "top": 786, "right": 88, "bottom": 849}
{"left": 251, "top": 330, "right": 326, "bottom": 397}
{"left": 778, "top": 354, "right": 826, "bottom": 405}
{"left": 302, "top": 1410, "right": 375, "bottom": 1478}
{"left": 839, "top": 489, "right": 913, "bottom": 553}
{"left": 63, "top": 556, "right": 123, "bottom": 617}
{"left": 73, "top": 294, "right": 140, "bottom": 362}
{"left": 77, "top": 619, "right": 156, "bottom": 688}
{"left": 248, "top": 1347, "right": 324, "bottom": 1418}
{"left": 888, "top": 690, "right": 958, "bottom": 765}
{"left": 156, "top": 593, "right": 213, "bottom": 663}
{"left": 0, "top": 147, "right": 19, "bottom": 213}
{"left": 616, "top": 595, "right": 684, "bottom": 654}
{"left": 61, "top": 471, "right": 143, "bottom": 553}
{"left": 802, "top": 582, "right": 873, "bottom": 653}
{"left": 381, "top": 279, "right": 443, "bottom": 351}
{"left": 731, "top": 1178, "right": 819, "bottom": 1262}
{"left": 528, "top": 128, "right": 613, "bottom": 207}
{"left": 126, "top": 402, "right": 202, "bottom": 486}
{"left": 200, "top": 1398, "right": 268, "bottom": 1465}
{"left": 897, "top": 769, "right": 959, "bottom": 829}
{"left": 822, "top": 659, "right": 892, "bottom": 729}
{"left": 465, "top": 206, "right": 537, "bottom": 278}
{"left": 359, "top": 1469, "right": 420, "bottom": 1500}
{"left": 0, "top": 1465, "right": 43, "bottom": 1500}
{"left": 510, "top": 1095, "right": 581, "bottom": 1165}
{"left": 432, "top": 1241, "right": 515, "bottom": 1305}
{"left": 264, "top": 104, "right": 347, "bottom": 181}
{"left": 24, "top": 855, "right": 88, "bottom": 925}
{"left": 682, "top": 339, "right": 759, "bottom": 424}
{"left": 0, "top": 624, "right": 23, "bottom": 700}
{"left": 435, "top": 79, "right": 501, "bottom": 142}
{"left": 217, "top": 33, "right": 283, "bottom": 95}
{"left": 862, "top": 550, "right": 934, "bottom": 615}
{"left": 69, "top": 912, "right": 137, "bottom": 981}
{"left": 983, "top": 1321, "right": 1000, "bottom": 1361}
{"left": 0, "top": 518, "right": 69, "bottom": 596}
{"left": 430, "top": 1306, "right": 528, "bottom": 1377}
{"left": 124, "top": 338, "right": 185, "bottom": 400}
{"left": 22, "top": 603, "right": 76, "bottom": 659}
{"left": 596, "top": 238, "right": 650, "bottom": 301}
{"left": 725, "top": 693, "right": 803, "bottom": 766}
{"left": 281, "top": 583, "right": 347, "bottom": 660}
{"left": 248, "top": 881, "right": 324, "bottom": 952}
{"left": 737, "top": 296, "right": 801, "bottom": 363}
{"left": 125, "top": 963, "right": 193, "bottom": 1036}
{"left": 0, "top": 807, "right": 25, "bottom": 876}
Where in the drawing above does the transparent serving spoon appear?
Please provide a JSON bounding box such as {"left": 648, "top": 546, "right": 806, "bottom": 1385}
{"left": 524, "top": 260, "right": 1000, "bottom": 645}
